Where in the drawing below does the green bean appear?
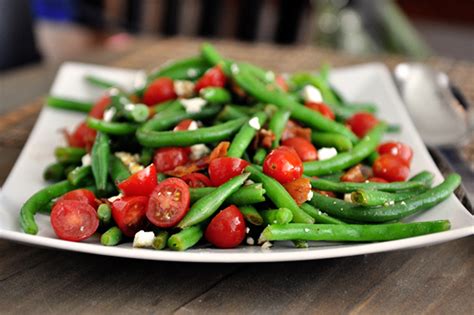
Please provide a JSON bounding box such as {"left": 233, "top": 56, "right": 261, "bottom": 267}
{"left": 147, "top": 56, "right": 209, "bottom": 82}
{"left": 178, "top": 173, "right": 250, "bottom": 228}
{"left": 311, "top": 132, "right": 353, "bottom": 152}
{"left": 259, "top": 221, "right": 451, "bottom": 243}
{"left": 67, "top": 165, "right": 92, "bottom": 186}
{"left": 387, "top": 124, "right": 401, "bottom": 133}
{"left": 227, "top": 112, "right": 267, "bottom": 158}
{"left": 216, "top": 105, "right": 249, "bottom": 122}
{"left": 139, "top": 147, "right": 154, "bottom": 165}
{"left": 300, "top": 203, "right": 346, "bottom": 225}
{"left": 20, "top": 180, "right": 76, "bottom": 234}
{"left": 37, "top": 200, "right": 54, "bottom": 215}
{"left": 309, "top": 173, "right": 461, "bottom": 222}
{"left": 319, "top": 172, "right": 344, "bottom": 182}
{"left": 201, "top": 43, "right": 231, "bottom": 74}
{"left": 86, "top": 117, "right": 138, "bottom": 135}
{"left": 151, "top": 99, "right": 184, "bottom": 115}
{"left": 152, "top": 231, "right": 170, "bottom": 250}
{"left": 100, "top": 226, "right": 123, "bottom": 246}
{"left": 200, "top": 87, "right": 231, "bottom": 104}
{"left": 46, "top": 96, "right": 93, "bottom": 113}
{"left": 190, "top": 183, "right": 266, "bottom": 205}
{"left": 137, "top": 117, "right": 247, "bottom": 148}
{"left": 239, "top": 205, "right": 264, "bottom": 226}
{"left": 293, "top": 240, "right": 309, "bottom": 248}
{"left": 246, "top": 165, "right": 314, "bottom": 224}
{"left": 304, "top": 122, "right": 387, "bottom": 176}
{"left": 109, "top": 90, "right": 149, "bottom": 123}
{"left": 85, "top": 75, "right": 118, "bottom": 89}
{"left": 260, "top": 208, "right": 293, "bottom": 225}
{"left": 157, "top": 173, "right": 167, "bottom": 182}
{"left": 351, "top": 188, "right": 427, "bottom": 207}
{"left": 253, "top": 148, "right": 267, "bottom": 165}
{"left": 268, "top": 109, "right": 291, "bottom": 148}
{"left": 366, "top": 152, "right": 379, "bottom": 166}
{"left": 54, "top": 147, "right": 86, "bottom": 164}
{"left": 97, "top": 203, "right": 112, "bottom": 227}
{"left": 109, "top": 155, "right": 130, "bottom": 183}
{"left": 307, "top": 177, "right": 425, "bottom": 193}
{"left": 43, "top": 162, "right": 66, "bottom": 182}
{"left": 168, "top": 226, "right": 203, "bottom": 251}
{"left": 91, "top": 132, "right": 110, "bottom": 191}
{"left": 409, "top": 171, "right": 435, "bottom": 187}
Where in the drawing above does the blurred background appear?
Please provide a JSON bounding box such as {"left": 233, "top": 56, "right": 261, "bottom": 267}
{"left": 1, "top": 0, "right": 473, "bottom": 72}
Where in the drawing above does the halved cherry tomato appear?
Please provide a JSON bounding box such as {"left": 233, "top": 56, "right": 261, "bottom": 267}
{"left": 275, "top": 74, "right": 288, "bottom": 92}
{"left": 50, "top": 200, "right": 99, "bottom": 242}
{"left": 340, "top": 164, "right": 373, "bottom": 183}
{"left": 154, "top": 147, "right": 189, "bottom": 173}
{"left": 143, "top": 77, "right": 177, "bottom": 106}
{"left": 65, "top": 121, "right": 97, "bottom": 150}
{"left": 89, "top": 95, "right": 111, "bottom": 119}
{"left": 283, "top": 177, "right": 311, "bottom": 205}
{"left": 378, "top": 141, "right": 413, "bottom": 166}
{"left": 204, "top": 205, "right": 246, "bottom": 249}
{"left": 195, "top": 66, "right": 227, "bottom": 92}
{"left": 368, "top": 177, "right": 388, "bottom": 183}
{"left": 56, "top": 189, "right": 97, "bottom": 209}
{"left": 181, "top": 173, "right": 212, "bottom": 188}
{"left": 146, "top": 178, "right": 190, "bottom": 228}
{"left": 118, "top": 164, "right": 157, "bottom": 196}
{"left": 305, "top": 102, "right": 335, "bottom": 120}
{"left": 173, "top": 119, "right": 195, "bottom": 131}
{"left": 263, "top": 146, "right": 303, "bottom": 184}
{"left": 373, "top": 154, "right": 410, "bottom": 182}
{"left": 111, "top": 196, "right": 149, "bottom": 237}
{"left": 208, "top": 157, "right": 249, "bottom": 187}
{"left": 281, "top": 137, "right": 318, "bottom": 162}
{"left": 346, "top": 112, "right": 378, "bottom": 138}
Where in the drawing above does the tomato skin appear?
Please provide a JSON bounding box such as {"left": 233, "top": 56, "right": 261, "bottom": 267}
{"left": 89, "top": 95, "right": 111, "bottom": 119}
{"left": 143, "top": 77, "right": 177, "bottom": 106}
{"left": 153, "top": 147, "right": 190, "bottom": 173}
{"left": 66, "top": 121, "right": 97, "bottom": 150}
{"left": 195, "top": 66, "right": 227, "bottom": 91}
{"left": 347, "top": 112, "right": 379, "bottom": 138}
{"left": 56, "top": 189, "right": 97, "bottom": 209}
{"left": 111, "top": 196, "right": 149, "bottom": 237}
{"left": 263, "top": 146, "right": 303, "bottom": 184}
{"left": 50, "top": 200, "right": 99, "bottom": 242}
{"left": 146, "top": 178, "right": 190, "bottom": 228}
{"left": 208, "top": 157, "right": 249, "bottom": 187}
{"left": 275, "top": 74, "right": 288, "bottom": 92}
{"left": 305, "top": 102, "right": 335, "bottom": 120}
{"left": 378, "top": 141, "right": 413, "bottom": 166}
{"left": 368, "top": 177, "right": 388, "bottom": 183}
{"left": 181, "top": 173, "right": 212, "bottom": 188}
{"left": 205, "top": 205, "right": 246, "bottom": 249}
{"left": 118, "top": 164, "right": 157, "bottom": 197}
{"left": 373, "top": 154, "right": 410, "bottom": 182}
{"left": 281, "top": 137, "right": 318, "bottom": 162}
{"left": 174, "top": 119, "right": 195, "bottom": 131}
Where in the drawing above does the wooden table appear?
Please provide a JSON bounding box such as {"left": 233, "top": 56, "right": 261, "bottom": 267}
{"left": 1, "top": 38, "right": 472, "bottom": 314}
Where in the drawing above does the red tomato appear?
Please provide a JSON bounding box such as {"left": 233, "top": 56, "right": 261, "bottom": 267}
{"left": 146, "top": 178, "right": 190, "bottom": 228}
{"left": 347, "top": 112, "right": 379, "bottom": 138}
{"left": 373, "top": 154, "right": 410, "bottom": 182}
{"left": 305, "top": 102, "right": 335, "bottom": 120}
{"left": 143, "top": 77, "right": 177, "bottom": 106}
{"left": 205, "top": 205, "right": 246, "bottom": 248}
{"left": 281, "top": 137, "right": 318, "bottom": 162}
{"left": 378, "top": 141, "right": 413, "bottom": 166}
{"left": 181, "top": 173, "right": 212, "bottom": 188}
{"left": 57, "top": 189, "right": 97, "bottom": 209}
{"left": 208, "top": 157, "right": 249, "bottom": 186}
{"left": 263, "top": 146, "right": 303, "bottom": 184}
{"left": 153, "top": 147, "right": 189, "bottom": 173}
{"left": 50, "top": 200, "right": 99, "bottom": 242}
{"left": 283, "top": 178, "right": 312, "bottom": 205}
{"left": 195, "top": 66, "right": 227, "bottom": 91}
{"left": 275, "top": 74, "right": 288, "bottom": 92}
{"left": 340, "top": 164, "right": 372, "bottom": 183}
{"left": 173, "top": 119, "right": 195, "bottom": 131}
{"left": 89, "top": 95, "right": 111, "bottom": 119}
{"left": 368, "top": 177, "right": 388, "bottom": 183}
{"left": 118, "top": 164, "right": 157, "bottom": 196}
{"left": 111, "top": 196, "right": 149, "bottom": 237}
{"left": 66, "top": 121, "right": 97, "bottom": 150}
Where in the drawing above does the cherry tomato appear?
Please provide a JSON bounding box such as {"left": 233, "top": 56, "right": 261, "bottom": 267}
{"left": 153, "top": 147, "right": 189, "bottom": 173}
{"left": 50, "top": 200, "right": 99, "bottom": 242}
{"left": 283, "top": 177, "right": 312, "bottom": 205}
{"left": 347, "top": 112, "right": 379, "bottom": 138}
{"left": 208, "top": 157, "right": 249, "bottom": 186}
{"left": 275, "top": 74, "right": 288, "bottom": 92}
{"left": 195, "top": 66, "right": 227, "bottom": 91}
{"left": 305, "top": 102, "right": 335, "bottom": 120}
{"left": 56, "top": 189, "right": 97, "bottom": 209}
{"left": 368, "top": 177, "right": 388, "bottom": 183}
{"left": 340, "top": 164, "right": 372, "bottom": 183}
{"left": 89, "top": 95, "right": 111, "bottom": 119}
{"left": 263, "top": 146, "right": 303, "bottom": 184}
{"left": 146, "top": 178, "right": 190, "bottom": 228}
{"left": 118, "top": 164, "right": 157, "bottom": 196}
{"left": 173, "top": 119, "right": 195, "bottom": 131}
{"left": 181, "top": 173, "right": 212, "bottom": 188}
{"left": 281, "top": 137, "right": 318, "bottom": 162}
{"left": 378, "top": 141, "right": 413, "bottom": 166}
{"left": 111, "top": 196, "right": 149, "bottom": 237}
{"left": 143, "top": 77, "right": 177, "bottom": 106}
{"left": 373, "top": 154, "right": 410, "bottom": 182}
{"left": 66, "top": 121, "right": 97, "bottom": 150}
{"left": 204, "top": 205, "right": 246, "bottom": 249}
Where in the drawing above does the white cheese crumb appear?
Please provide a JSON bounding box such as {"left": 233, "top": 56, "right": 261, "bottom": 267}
{"left": 81, "top": 153, "right": 91, "bottom": 166}
{"left": 318, "top": 147, "right": 338, "bottom": 160}
{"left": 133, "top": 230, "right": 155, "bottom": 248}
{"left": 108, "top": 87, "right": 120, "bottom": 96}
{"left": 108, "top": 193, "right": 123, "bottom": 203}
{"left": 187, "top": 120, "right": 198, "bottom": 131}
{"left": 103, "top": 107, "right": 116, "bottom": 122}
{"left": 190, "top": 144, "right": 210, "bottom": 161}
{"left": 244, "top": 179, "right": 255, "bottom": 186}
{"left": 231, "top": 64, "right": 240, "bottom": 74}
{"left": 344, "top": 193, "right": 353, "bottom": 203}
{"left": 115, "top": 152, "right": 143, "bottom": 174}
{"left": 306, "top": 190, "right": 314, "bottom": 201}
{"left": 401, "top": 201, "right": 407, "bottom": 206}
{"left": 124, "top": 103, "right": 135, "bottom": 112}
{"left": 133, "top": 70, "right": 147, "bottom": 90}
{"left": 187, "top": 68, "right": 198, "bottom": 78}
{"left": 261, "top": 241, "right": 273, "bottom": 249}
{"left": 302, "top": 85, "right": 323, "bottom": 103}
{"left": 174, "top": 80, "right": 195, "bottom": 98}
{"left": 265, "top": 71, "right": 275, "bottom": 82}
{"left": 180, "top": 97, "right": 207, "bottom": 114}
{"left": 246, "top": 237, "right": 255, "bottom": 245}
{"left": 248, "top": 117, "right": 261, "bottom": 130}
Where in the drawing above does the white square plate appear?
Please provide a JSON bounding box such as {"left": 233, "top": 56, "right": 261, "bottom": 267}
{"left": 0, "top": 62, "right": 472, "bottom": 263}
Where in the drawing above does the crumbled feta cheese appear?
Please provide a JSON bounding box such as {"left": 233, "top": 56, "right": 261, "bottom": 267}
{"left": 103, "top": 107, "right": 117, "bottom": 122}
{"left": 174, "top": 80, "right": 195, "bottom": 98}
{"left": 244, "top": 179, "right": 255, "bottom": 186}
{"left": 133, "top": 70, "right": 147, "bottom": 90}
{"left": 115, "top": 152, "right": 143, "bottom": 174}
{"left": 302, "top": 85, "right": 323, "bottom": 103}
{"left": 124, "top": 103, "right": 135, "bottom": 112}
{"left": 190, "top": 144, "right": 210, "bottom": 161}
{"left": 318, "top": 147, "right": 338, "bottom": 160}
{"left": 231, "top": 64, "right": 240, "bottom": 74}
{"left": 265, "top": 71, "right": 275, "bottom": 82}
{"left": 246, "top": 227, "right": 250, "bottom": 234}
{"left": 186, "top": 68, "right": 198, "bottom": 78}
{"left": 108, "top": 193, "right": 123, "bottom": 203}
{"left": 248, "top": 117, "right": 261, "bottom": 130}
{"left": 180, "top": 97, "right": 207, "bottom": 114}
{"left": 187, "top": 120, "right": 198, "bottom": 131}
{"left": 246, "top": 237, "right": 255, "bottom": 245}
{"left": 109, "top": 87, "right": 120, "bottom": 96}
{"left": 133, "top": 230, "right": 155, "bottom": 248}
{"left": 344, "top": 193, "right": 353, "bottom": 203}
{"left": 401, "top": 201, "right": 407, "bottom": 206}
{"left": 306, "top": 190, "right": 314, "bottom": 201}
{"left": 261, "top": 241, "right": 273, "bottom": 249}
{"left": 81, "top": 153, "right": 91, "bottom": 166}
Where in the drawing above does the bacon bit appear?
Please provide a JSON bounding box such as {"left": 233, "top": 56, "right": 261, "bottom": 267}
{"left": 282, "top": 120, "right": 311, "bottom": 142}
{"left": 314, "top": 189, "right": 337, "bottom": 198}
{"left": 230, "top": 81, "right": 247, "bottom": 98}
{"left": 283, "top": 178, "right": 311, "bottom": 205}
{"left": 128, "top": 94, "right": 141, "bottom": 104}
{"left": 253, "top": 129, "right": 275, "bottom": 149}
{"left": 341, "top": 164, "right": 373, "bottom": 183}
{"left": 208, "top": 141, "right": 230, "bottom": 161}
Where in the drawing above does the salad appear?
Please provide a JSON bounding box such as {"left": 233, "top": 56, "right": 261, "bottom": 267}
{"left": 19, "top": 43, "right": 460, "bottom": 251}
